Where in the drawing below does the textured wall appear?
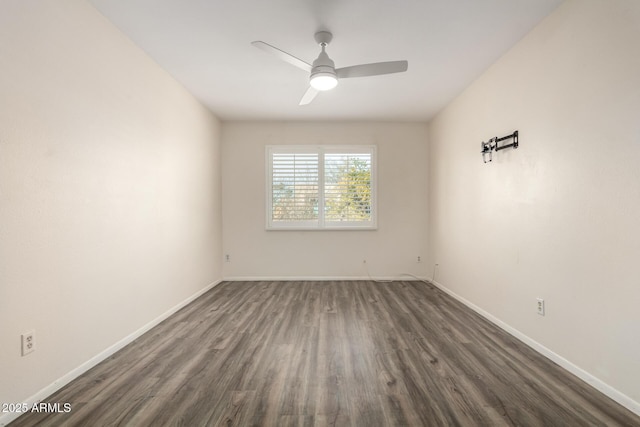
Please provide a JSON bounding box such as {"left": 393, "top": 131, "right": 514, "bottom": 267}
{"left": 222, "top": 121, "right": 429, "bottom": 280}
{"left": 428, "top": 0, "right": 640, "bottom": 411}
{"left": 0, "top": 0, "right": 222, "bottom": 408}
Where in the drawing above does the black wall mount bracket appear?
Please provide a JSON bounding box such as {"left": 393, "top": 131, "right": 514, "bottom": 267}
{"left": 481, "top": 130, "right": 519, "bottom": 163}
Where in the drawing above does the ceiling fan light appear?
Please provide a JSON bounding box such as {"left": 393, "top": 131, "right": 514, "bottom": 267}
{"left": 310, "top": 73, "right": 338, "bottom": 91}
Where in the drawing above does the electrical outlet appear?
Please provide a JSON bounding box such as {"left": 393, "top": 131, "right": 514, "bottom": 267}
{"left": 225, "top": 254, "right": 230, "bottom": 262}
{"left": 536, "top": 298, "right": 545, "bottom": 316}
{"left": 417, "top": 256, "right": 422, "bottom": 263}
{"left": 21, "top": 330, "right": 35, "bottom": 356}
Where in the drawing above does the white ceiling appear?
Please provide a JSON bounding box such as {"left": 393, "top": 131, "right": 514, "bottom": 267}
{"left": 88, "top": 0, "right": 563, "bottom": 122}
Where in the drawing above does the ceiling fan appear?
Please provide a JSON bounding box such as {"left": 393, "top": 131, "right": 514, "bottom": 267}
{"left": 251, "top": 31, "right": 408, "bottom": 105}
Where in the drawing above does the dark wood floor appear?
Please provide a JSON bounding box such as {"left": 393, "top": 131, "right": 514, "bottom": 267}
{"left": 10, "top": 280, "right": 639, "bottom": 426}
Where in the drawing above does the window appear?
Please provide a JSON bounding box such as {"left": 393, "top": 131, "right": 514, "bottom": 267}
{"left": 266, "top": 145, "right": 377, "bottom": 230}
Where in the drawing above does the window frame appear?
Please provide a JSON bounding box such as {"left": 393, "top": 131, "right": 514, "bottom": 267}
{"left": 266, "top": 145, "right": 377, "bottom": 231}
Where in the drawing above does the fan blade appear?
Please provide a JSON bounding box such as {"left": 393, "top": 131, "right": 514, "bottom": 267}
{"left": 251, "top": 41, "right": 312, "bottom": 72}
{"left": 299, "top": 86, "right": 318, "bottom": 105}
{"left": 336, "top": 60, "right": 408, "bottom": 78}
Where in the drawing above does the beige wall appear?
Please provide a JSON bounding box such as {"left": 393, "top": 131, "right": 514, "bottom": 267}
{"left": 428, "top": 0, "right": 640, "bottom": 411}
{"left": 0, "top": 0, "right": 222, "bottom": 410}
{"left": 222, "top": 121, "right": 429, "bottom": 280}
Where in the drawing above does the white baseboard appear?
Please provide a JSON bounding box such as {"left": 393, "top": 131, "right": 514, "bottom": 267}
{"left": 224, "top": 276, "right": 369, "bottom": 281}
{"left": 429, "top": 279, "right": 640, "bottom": 417}
{"left": 223, "top": 274, "right": 430, "bottom": 282}
{"left": 0, "top": 279, "right": 222, "bottom": 427}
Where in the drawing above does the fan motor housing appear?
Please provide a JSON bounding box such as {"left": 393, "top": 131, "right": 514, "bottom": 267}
{"left": 311, "top": 65, "right": 336, "bottom": 77}
{"left": 310, "top": 49, "right": 337, "bottom": 91}
{"left": 312, "top": 51, "right": 335, "bottom": 71}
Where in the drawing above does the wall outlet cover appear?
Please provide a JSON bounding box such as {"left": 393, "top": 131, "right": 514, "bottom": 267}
{"left": 21, "top": 330, "right": 35, "bottom": 356}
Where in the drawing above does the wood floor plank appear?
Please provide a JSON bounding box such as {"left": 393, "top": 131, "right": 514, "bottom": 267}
{"left": 9, "top": 280, "right": 640, "bottom": 427}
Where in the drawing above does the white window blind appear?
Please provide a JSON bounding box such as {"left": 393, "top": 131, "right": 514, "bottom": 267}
{"left": 267, "top": 146, "right": 376, "bottom": 230}
{"left": 271, "top": 152, "right": 319, "bottom": 223}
